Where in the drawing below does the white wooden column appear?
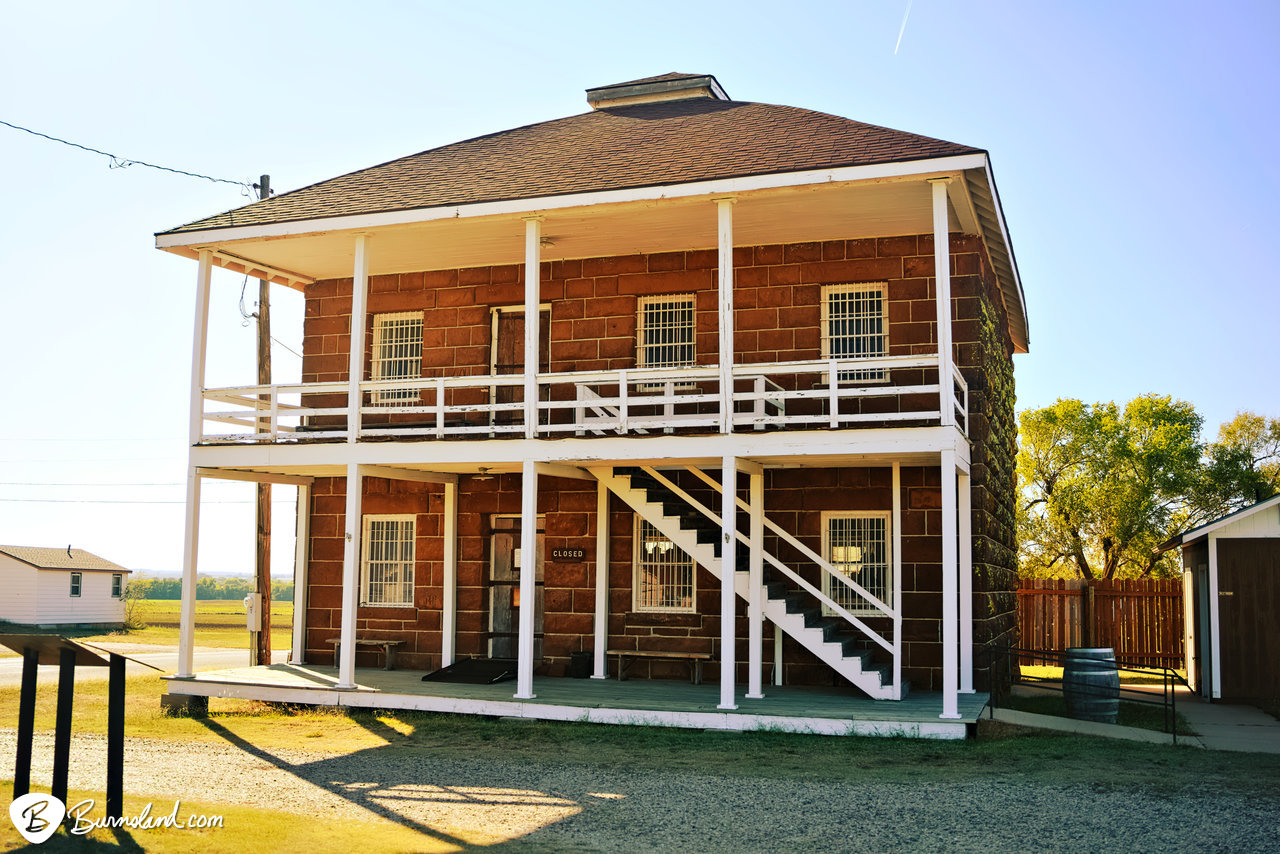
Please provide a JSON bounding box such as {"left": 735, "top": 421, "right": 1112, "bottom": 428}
{"left": 178, "top": 250, "right": 213, "bottom": 678}
{"left": 773, "top": 623, "right": 783, "bottom": 686}
{"left": 930, "top": 179, "right": 954, "bottom": 428}
{"left": 1208, "top": 534, "right": 1222, "bottom": 699}
{"left": 176, "top": 469, "right": 202, "bottom": 678}
{"left": 892, "top": 462, "right": 903, "bottom": 700}
{"left": 592, "top": 479, "right": 610, "bottom": 679}
{"left": 958, "top": 470, "right": 974, "bottom": 693}
{"left": 523, "top": 218, "right": 542, "bottom": 439}
{"left": 337, "top": 463, "right": 363, "bottom": 689}
{"left": 441, "top": 481, "right": 458, "bottom": 667}
{"left": 188, "top": 249, "right": 213, "bottom": 446}
{"left": 290, "top": 484, "right": 311, "bottom": 665}
{"left": 747, "top": 468, "right": 765, "bottom": 699}
{"left": 718, "top": 456, "right": 738, "bottom": 710}
{"left": 939, "top": 449, "right": 960, "bottom": 719}
{"left": 716, "top": 199, "right": 736, "bottom": 434}
{"left": 515, "top": 460, "right": 539, "bottom": 698}
{"left": 347, "top": 234, "right": 371, "bottom": 442}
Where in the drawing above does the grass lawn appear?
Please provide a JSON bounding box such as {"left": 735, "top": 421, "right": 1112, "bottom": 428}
{"left": 1020, "top": 664, "right": 1186, "bottom": 685}
{"left": 0, "top": 599, "right": 293, "bottom": 654}
{"left": 0, "top": 675, "right": 1276, "bottom": 799}
{"left": 0, "top": 784, "right": 458, "bottom": 853}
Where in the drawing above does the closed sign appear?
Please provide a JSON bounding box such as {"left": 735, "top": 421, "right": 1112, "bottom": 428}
{"left": 551, "top": 547, "right": 586, "bottom": 563}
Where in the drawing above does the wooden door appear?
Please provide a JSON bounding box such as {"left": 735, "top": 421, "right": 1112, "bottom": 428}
{"left": 488, "top": 520, "right": 544, "bottom": 660}
{"left": 491, "top": 309, "right": 550, "bottom": 422}
{"left": 1217, "top": 539, "right": 1280, "bottom": 701}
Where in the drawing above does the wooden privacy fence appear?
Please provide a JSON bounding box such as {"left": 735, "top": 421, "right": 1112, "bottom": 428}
{"left": 1017, "top": 578, "right": 1184, "bottom": 669}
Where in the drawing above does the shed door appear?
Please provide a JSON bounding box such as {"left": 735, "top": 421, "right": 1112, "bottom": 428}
{"left": 1216, "top": 539, "right": 1280, "bottom": 701}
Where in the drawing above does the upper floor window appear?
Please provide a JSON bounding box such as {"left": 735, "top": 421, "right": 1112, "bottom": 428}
{"left": 636, "top": 295, "right": 696, "bottom": 370}
{"left": 370, "top": 312, "right": 423, "bottom": 404}
{"left": 821, "top": 284, "right": 887, "bottom": 382}
{"left": 111, "top": 573, "right": 123, "bottom": 598}
{"left": 633, "top": 517, "right": 695, "bottom": 613}
{"left": 361, "top": 515, "right": 415, "bottom": 606}
{"left": 822, "top": 511, "right": 891, "bottom": 615}
{"left": 70, "top": 572, "right": 82, "bottom": 598}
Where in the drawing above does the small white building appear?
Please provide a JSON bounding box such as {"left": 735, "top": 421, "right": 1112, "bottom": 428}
{"left": 0, "top": 546, "right": 132, "bottom": 628}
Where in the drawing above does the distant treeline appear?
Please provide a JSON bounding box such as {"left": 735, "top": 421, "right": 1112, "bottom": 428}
{"left": 129, "top": 577, "right": 295, "bottom": 601}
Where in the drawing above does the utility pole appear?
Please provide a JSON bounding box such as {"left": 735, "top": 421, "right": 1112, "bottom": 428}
{"left": 252, "top": 174, "right": 272, "bottom": 666}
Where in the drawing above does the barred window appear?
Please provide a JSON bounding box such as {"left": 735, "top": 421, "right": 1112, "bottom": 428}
{"left": 633, "top": 518, "right": 695, "bottom": 613}
{"left": 361, "top": 515, "right": 415, "bottom": 606}
{"left": 637, "top": 295, "right": 696, "bottom": 369}
{"left": 371, "top": 312, "right": 423, "bottom": 403}
{"left": 821, "top": 284, "right": 887, "bottom": 382}
{"left": 822, "top": 512, "right": 891, "bottom": 615}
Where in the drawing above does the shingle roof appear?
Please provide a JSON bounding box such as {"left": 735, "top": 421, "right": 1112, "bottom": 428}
{"left": 0, "top": 545, "right": 131, "bottom": 573}
{"left": 162, "top": 97, "right": 981, "bottom": 235}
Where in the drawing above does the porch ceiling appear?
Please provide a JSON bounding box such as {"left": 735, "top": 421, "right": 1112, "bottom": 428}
{"left": 162, "top": 177, "right": 953, "bottom": 284}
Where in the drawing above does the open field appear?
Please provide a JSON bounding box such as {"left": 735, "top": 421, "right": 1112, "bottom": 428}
{"left": 0, "top": 600, "right": 292, "bottom": 655}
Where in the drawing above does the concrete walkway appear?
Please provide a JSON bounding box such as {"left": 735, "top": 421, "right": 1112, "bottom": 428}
{"left": 1171, "top": 689, "right": 1280, "bottom": 753}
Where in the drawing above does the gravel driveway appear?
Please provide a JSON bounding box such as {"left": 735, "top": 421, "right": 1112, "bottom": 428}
{"left": 2, "top": 728, "right": 1274, "bottom": 852}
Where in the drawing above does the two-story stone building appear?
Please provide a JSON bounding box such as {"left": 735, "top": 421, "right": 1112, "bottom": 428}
{"left": 156, "top": 73, "right": 1026, "bottom": 737}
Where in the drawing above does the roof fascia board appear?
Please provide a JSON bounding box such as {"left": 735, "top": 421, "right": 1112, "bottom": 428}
{"left": 1177, "top": 494, "right": 1280, "bottom": 544}
{"left": 980, "top": 159, "right": 1029, "bottom": 349}
{"left": 156, "top": 153, "right": 991, "bottom": 250}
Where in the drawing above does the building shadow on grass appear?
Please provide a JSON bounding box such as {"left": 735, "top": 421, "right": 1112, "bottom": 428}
{"left": 193, "top": 714, "right": 613, "bottom": 850}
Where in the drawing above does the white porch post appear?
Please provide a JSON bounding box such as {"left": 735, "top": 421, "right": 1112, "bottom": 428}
{"left": 892, "top": 462, "right": 903, "bottom": 700}
{"left": 515, "top": 460, "right": 538, "bottom": 699}
{"left": 178, "top": 249, "right": 213, "bottom": 679}
{"left": 592, "top": 479, "right": 610, "bottom": 679}
{"left": 747, "top": 468, "right": 764, "bottom": 699}
{"left": 188, "top": 249, "right": 213, "bottom": 446}
{"left": 959, "top": 470, "right": 974, "bottom": 693}
{"left": 940, "top": 450, "right": 960, "bottom": 719}
{"left": 1208, "top": 534, "right": 1222, "bottom": 699}
{"left": 718, "top": 456, "right": 738, "bottom": 709}
{"left": 773, "top": 623, "right": 783, "bottom": 686}
{"left": 523, "top": 217, "right": 542, "bottom": 439}
{"left": 716, "top": 199, "right": 736, "bottom": 434}
{"left": 176, "top": 470, "right": 202, "bottom": 678}
{"left": 290, "top": 484, "right": 311, "bottom": 665}
{"left": 441, "top": 481, "right": 458, "bottom": 667}
{"left": 930, "top": 179, "right": 954, "bottom": 428}
{"left": 337, "top": 463, "right": 363, "bottom": 689}
{"left": 348, "top": 234, "right": 370, "bottom": 442}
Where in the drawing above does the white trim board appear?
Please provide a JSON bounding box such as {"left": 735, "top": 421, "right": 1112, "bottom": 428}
{"left": 156, "top": 155, "right": 990, "bottom": 248}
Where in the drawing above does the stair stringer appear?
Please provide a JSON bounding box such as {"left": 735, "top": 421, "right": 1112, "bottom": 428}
{"left": 590, "top": 467, "right": 896, "bottom": 700}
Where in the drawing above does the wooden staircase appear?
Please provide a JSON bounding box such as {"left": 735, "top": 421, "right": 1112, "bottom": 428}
{"left": 592, "top": 465, "right": 904, "bottom": 700}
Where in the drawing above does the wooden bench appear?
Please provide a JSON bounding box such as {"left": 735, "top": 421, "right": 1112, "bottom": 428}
{"left": 327, "top": 638, "right": 405, "bottom": 671}
{"left": 609, "top": 649, "right": 712, "bottom": 685}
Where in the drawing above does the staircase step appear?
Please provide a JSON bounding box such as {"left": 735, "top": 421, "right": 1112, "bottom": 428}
{"left": 765, "top": 581, "right": 788, "bottom": 600}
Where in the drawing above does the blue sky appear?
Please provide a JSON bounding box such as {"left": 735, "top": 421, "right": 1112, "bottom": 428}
{"left": 1, "top": 0, "right": 1276, "bottom": 573}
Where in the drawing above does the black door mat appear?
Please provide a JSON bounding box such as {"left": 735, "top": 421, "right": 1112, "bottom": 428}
{"left": 421, "top": 657, "right": 517, "bottom": 684}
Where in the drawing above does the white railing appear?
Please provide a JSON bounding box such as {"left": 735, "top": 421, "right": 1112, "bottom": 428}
{"left": 199, "top": 355, "right": 965, "bottom": 443}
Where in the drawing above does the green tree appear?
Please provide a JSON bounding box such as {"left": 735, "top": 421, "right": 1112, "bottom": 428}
{"left": 1203, "top": 411, "right": 1280, "bottom": 509}
{"left": 1018, "top": 395, "right": 1207, "bottom": 580}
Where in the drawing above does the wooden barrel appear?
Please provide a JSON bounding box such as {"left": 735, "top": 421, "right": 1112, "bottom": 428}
{"left": 1063, "top": 647, "right": 1120, "bottom": 723}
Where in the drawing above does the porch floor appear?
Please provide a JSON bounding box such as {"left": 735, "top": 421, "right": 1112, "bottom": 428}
{"left": 163, "top": 664, "right": 989, "bottom": 740}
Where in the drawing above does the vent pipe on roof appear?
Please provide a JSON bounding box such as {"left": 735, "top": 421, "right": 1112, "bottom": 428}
{"left": 586, "top": 73, "right": 730, "bottom": 109}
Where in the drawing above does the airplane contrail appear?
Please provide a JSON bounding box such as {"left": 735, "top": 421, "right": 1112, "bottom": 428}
{"left": 895, "top": 0, "right": 914, "bottom": 55}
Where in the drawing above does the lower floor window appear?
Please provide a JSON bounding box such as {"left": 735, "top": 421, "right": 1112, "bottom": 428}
{"left": 822, "top": 512, "right": 891, "bottom": 613}
{"left": 633, "top": 518, "right": 695, "bottom": 613}
{"left": 111, "top": 573, "right": 123, "bottom": 598}
{"left": 361, "top": 515, "right": 416, "bottom": 606}
{"left": 70, "top": 572, "right": 82, "bottom": 597}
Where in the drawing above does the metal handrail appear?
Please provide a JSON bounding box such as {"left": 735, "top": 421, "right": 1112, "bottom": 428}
{"left": 980, "top": 645, "right": 1190, "bottom": 744}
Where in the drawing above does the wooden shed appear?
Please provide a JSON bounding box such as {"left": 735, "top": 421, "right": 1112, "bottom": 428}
{"left": 1161, "top": 495, "right": 1280, "bottom": 702}
{"left": 0, "top": 545, "right": 132, "bottom": 628}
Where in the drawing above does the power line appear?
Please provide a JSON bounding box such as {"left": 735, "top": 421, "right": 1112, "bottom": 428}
{"left": 0, "top": 118, "right": 257, "bottom": 193}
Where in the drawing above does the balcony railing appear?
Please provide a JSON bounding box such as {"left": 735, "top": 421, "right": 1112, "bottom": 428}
{"left": 199, "top": 355, "right": 967, "bottom": 444}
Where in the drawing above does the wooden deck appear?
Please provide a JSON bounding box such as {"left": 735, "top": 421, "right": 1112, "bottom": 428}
{"left": 163, "top": 664, "right": 989, "bottom": 740}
